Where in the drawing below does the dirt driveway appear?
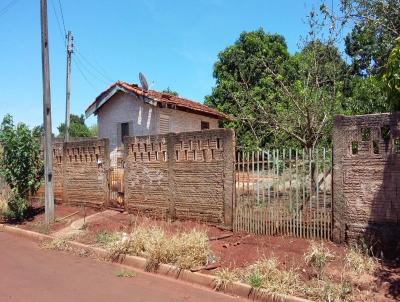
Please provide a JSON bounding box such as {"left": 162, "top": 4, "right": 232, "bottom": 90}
{"left": 0, "top": 232, "right": 245, "bottom": 302}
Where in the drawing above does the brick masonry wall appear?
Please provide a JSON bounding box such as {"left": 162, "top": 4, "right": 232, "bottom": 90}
{"left": 36, "top": 138, "right": 109, "bottom": 208}
{"left": 124, "top": 129, "right": 235, "bottom": 226}
{"left": 333, "top": 113, "right": 400, "bottom": 256}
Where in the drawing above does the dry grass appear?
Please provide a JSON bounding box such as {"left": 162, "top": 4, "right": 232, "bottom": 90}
{"left": 213, "top": 268, "right": 240, "bottom": 291}
{"left": 105, "top": 226, "right": 212, "bottom": 270}
{"left": 304, "top": 241, "right": 334, "bottom": 277}
{"left": 344, "top": 245, "right": 376, "bottom": 275}
{"left": 42, "top": 236, "right": 68, "bottom": 251}
{"left": 241, "top": 258, "right": 304, "bottom": 297}
{"left": 306, "top": 277, "right": 353, "bottom": 302}
{"left": 213, "top": 257, "right": 354, "bottom": 302}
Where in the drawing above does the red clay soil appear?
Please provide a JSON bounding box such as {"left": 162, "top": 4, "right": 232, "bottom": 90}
{"left": 76, "top": 211, "right": 400, "bottom": 301}
{"left": 12, "top": 202, "right": 97, "bottom": 234}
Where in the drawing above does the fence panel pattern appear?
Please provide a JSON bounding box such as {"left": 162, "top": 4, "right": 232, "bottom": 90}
{"left": 234, "top": 148, "right": 332, "bottom": 240}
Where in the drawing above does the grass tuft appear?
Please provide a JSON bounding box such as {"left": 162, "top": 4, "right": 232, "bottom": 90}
{"left": 242, "top": 257, "right": 303, "bottom": 296}
{"left": 304, "top": 241, "right": 333, "bottom": 277}
{"left": 344, "top": 245, "right": 376, "bottom": 275}
{"left": 115, "top": 270, "right": 136, "bottom": 278}
{"left": 213, "top": 268, "right": 240, "bottom": 291}
{"left": 105, "top": 226, "right": 212, "bottom": 271}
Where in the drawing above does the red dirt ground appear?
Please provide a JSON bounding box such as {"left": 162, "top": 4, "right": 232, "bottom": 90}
{"left": 7, "top": 204, "right": 400, "bottom": 301}
{"left": 10, "top": 202, "right": 97, "bottom": 234}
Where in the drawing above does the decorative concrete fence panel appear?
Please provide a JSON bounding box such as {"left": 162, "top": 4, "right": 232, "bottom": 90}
{"left": 332, "top": 113, "right": 400, "bottom": 257}
{"left": 123, "top": 129, "right": 235, "bottom": 226}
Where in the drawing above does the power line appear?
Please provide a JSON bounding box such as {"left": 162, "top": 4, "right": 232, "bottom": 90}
{"left": 75, "top": 49, "right": 114, "bottom": 83}
{"left": 50, "top": 0, "right": 65, "bottom": 45}
{"left": 74, "top": 53, "right": 110, "bottom": 85}
{"left": 0, "top": 0, "right": 18, "bottom": 18}
{"left": 72, "top": 56, "right": 99, "bottom": 91}
{"left": 57, "top": 0, "right": 67, "bottom": 35}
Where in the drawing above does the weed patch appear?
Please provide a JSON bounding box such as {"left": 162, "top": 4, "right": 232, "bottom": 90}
{"left": 115, "top": 270, "right": 136, "bottom": 278}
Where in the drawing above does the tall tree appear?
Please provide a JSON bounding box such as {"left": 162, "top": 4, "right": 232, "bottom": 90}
{"left": 57, "top": 114, "right": 94, "bottom": 138}
{"left": 383, "top": 37, "right": 400, "bottom": 110}
{"left": 341, "top": 0, "right": 400, "bottom": 76}
{"left": 205, "top": 28, "right": 290, "bottom": 148}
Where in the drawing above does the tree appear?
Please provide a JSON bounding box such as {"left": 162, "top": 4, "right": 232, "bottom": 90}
{"left": 260, "top": 39, "right": 348, "bottom": 148}
{"left": 205, "top": 28, "right": 290, "bottom": 148}
{"left": 162, "top": 87, "right": 179, "bottom": 96}
{"left": 382, "top": 37, "right": 400, "bottom": 110}
{"left": 0, "top": 115, "right": 43, "bottom": 221}
{"left": 341, "top": 0, "right": 400, "bottom": 76}
{"left": 57, "top": 114, "right": 94, "bottom": 138}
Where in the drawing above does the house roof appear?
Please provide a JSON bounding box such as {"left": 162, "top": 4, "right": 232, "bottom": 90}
{"left": 85, "top": 81, "right": 233, "bottom": 121}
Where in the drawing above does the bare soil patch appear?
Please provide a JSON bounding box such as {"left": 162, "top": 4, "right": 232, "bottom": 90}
{"left": 12, "top": 202, "right": 97, "bottom": 234}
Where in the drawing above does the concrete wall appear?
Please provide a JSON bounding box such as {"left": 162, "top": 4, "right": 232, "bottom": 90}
{"left": 96, "top": 92, "right": 219, "bottom": 157}
{"left": 123, "top": 129, "right": 235, "bottom": 226}
{"left": 36, "top": 139, "right": 110, "bottom": 208}
{"left": 332, "top": 113, "right": 400, "bottom": 257}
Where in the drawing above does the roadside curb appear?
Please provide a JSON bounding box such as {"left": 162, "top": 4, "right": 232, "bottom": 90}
{"left": 0, "top": 224, "right": 310, "bottom": 302}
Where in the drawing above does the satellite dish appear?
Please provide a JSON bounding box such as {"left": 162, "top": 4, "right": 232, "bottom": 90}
{"left": 139, "top": 72, "right": 149, "bottom": 91}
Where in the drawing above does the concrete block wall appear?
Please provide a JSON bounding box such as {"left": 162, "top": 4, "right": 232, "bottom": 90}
{"left": 62, "top": 139, "right": 109, "bottom": 208}
{"left": 123, "top": 129, "right": 235, "bottom": 226}
{"left": 333, "top": 113, "right": 400, "bottom": 257}
{"left": 36, "top": 139, "right": 110, "bottom": 208}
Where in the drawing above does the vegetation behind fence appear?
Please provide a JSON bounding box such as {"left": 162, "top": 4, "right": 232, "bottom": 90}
{"left": 234, "top": 148, "right": 332, "bottom": 240}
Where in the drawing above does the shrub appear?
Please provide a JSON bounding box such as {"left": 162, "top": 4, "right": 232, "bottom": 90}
{"left": 2, "top": 191, "right": 27, "bottom": 221}
{"left": 0, "top": 115, "right": 43, "bottom": 221}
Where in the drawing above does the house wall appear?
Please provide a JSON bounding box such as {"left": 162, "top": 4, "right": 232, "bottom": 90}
{"left": 96, "top": 92, "right": 219, "bottom": 161}
{"left": 123, "top": 129, "right": 235, "bottom": 226}
{"left": 332, "top": 113, "right": 400, "bottom": 257}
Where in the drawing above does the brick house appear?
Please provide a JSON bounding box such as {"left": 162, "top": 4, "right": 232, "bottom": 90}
{"left": 85, "top": 81, "right": 231, "bottom": 165}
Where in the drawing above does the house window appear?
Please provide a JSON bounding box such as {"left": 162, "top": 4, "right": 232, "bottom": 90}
{"left": 201, "top": 121, "right": 210, "bottom": 130}
{"left": 121, "top": 122, "right": 129, "bottom": 142}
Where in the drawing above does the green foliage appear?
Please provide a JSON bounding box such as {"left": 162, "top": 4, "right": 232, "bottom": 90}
{"left": 0, "top": 114, "right": 43, "bottom": 221}
{"left": 343, "top": 0, "right": 400, "bottom": 76}
{"left": 343, "top": 76, "right": 390, "bottom": 115}
{"left": 248, "top": 272, "right": 263, "bottom": 288}
{"left": 2, "top": 192, "right": 27, "bottom": 221}
{"left": 383, "top": 37, "right": 400, "bottom": 110}
{"left": 57, "top": 114, "right": 95, "bottom": 138}
{"left": 162, "top": 87, "right": 179, "bottom": 96}
{"left": 205, "top": 28, "right": 290, "bottom": 149}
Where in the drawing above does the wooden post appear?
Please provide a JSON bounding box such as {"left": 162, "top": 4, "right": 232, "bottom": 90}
{"left": 40, "top": 0, "right": 54, "bottom": 224}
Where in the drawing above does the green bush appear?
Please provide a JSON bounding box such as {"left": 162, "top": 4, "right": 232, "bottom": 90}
{"left": 0, "top": 114, "right": 43, "bottom": 221}
{"left": 2, "top": 191, "right": 27, "bottom": 221}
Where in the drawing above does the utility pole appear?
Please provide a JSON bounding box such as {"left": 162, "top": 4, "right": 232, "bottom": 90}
{"left": 64, "top": 31, "right": 73, "bottom": 142}
{"left": 40, "top": 0, "right": 54, "bottom": 224}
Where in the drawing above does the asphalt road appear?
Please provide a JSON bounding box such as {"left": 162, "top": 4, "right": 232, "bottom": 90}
{"left": 0, "top": 231, "right": 245, "bottom": 302}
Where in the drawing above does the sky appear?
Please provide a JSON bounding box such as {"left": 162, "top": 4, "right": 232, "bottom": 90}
{"left": 0, "top": 0, "right": 343, "bottom": 132}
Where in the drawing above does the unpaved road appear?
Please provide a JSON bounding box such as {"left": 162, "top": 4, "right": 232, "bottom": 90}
{"left": 0, "top": 232, "right": 245, "bottom": 302}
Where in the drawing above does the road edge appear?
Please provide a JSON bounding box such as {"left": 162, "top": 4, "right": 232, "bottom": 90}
{"left": 0, "top": 224, "right": 310, "bottom": 302}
